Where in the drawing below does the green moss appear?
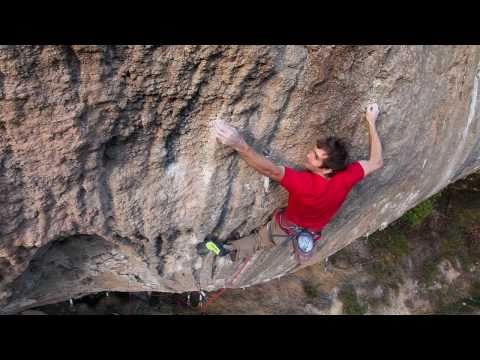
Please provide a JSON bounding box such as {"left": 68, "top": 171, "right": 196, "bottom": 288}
{"left": 403, "top": 199, "right": 435, "bottom": 227}
{"left": 400, "top": 191, "right": 446, "bottom": 227}
{"left": 338, "top": 284, "right": 367, "bottom": 315}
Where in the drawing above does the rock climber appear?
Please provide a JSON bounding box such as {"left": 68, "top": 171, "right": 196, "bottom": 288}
{"left": 197, "top": 103, "right": 383, "bottom": 263}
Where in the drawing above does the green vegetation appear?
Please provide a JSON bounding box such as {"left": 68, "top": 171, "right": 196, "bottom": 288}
{"left": 403, "top": 192, "right": 442, "bottom": 227}
{"left": 368, "top": 231, "right": 411, "bottom": 259}
{"left": 440, "top": 226, "right": 466, "bottom": 258}
{"left": 367, "top": 261, "right": 402, "bottom": 291}
{"left": 436, "top": 221, "right": 478, "bottom": 271}
{"left": 434, "top": 282, "right": 480, "bottom": 314}
{"left": 451, "top": 207, "right": 480, "bottom": 230}
{"left": 417, "top": 257, "right": 440, "bottom": 286}
{"left": 364, "top": 229, "right": 411, "bottom": 289}
{"left": 365, "top": 188, "right": 478, "bottom": 289}
{"left": 338, "top": 284, "right": 367, "bottom": 315}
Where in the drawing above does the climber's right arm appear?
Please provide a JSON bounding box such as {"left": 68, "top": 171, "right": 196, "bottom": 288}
{"left": 213, "top": 120, "right": 285, "bottom": 182}
{"left": 359, "top": 103, "right": 384, "bottom": 177}
{"left": 236, "top": 144, "right": 285, "bottom": 182}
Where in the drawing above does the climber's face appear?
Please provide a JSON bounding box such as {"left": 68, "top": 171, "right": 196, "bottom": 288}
{"left": 305, "top": 147, "right": 331, "bottom": 173}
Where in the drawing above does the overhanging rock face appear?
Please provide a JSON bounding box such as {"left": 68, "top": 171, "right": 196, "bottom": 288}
{"left": 1, "top": 45, "right": 480, "bottom": 313}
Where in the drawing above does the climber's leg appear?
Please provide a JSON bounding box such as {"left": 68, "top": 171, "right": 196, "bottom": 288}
{"left": 228, "top": 216, "right": 289, "bottom": 261}
{"left": 226, "top": 232, "right": 259, "bottom": 261}
{"left": 268, "top": 215, "right": 291, "bottom": 246}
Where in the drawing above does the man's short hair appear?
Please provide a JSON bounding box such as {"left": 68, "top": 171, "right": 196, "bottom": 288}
{"left": 316, "top": 137, "right": 348, "bottom": 174}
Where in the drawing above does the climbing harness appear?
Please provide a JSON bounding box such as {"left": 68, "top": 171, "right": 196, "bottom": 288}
{"left": 275, "top": 209, "right": 322, "bottom": 263}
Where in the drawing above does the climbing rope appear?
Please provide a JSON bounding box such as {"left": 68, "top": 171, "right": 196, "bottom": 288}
{"left": 199, "top": 254, "right": 255, "bottom": 313}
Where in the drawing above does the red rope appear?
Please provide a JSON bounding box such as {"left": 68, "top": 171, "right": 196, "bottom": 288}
{"left": 201, "top": 255, "right": 253, "bottom": 313}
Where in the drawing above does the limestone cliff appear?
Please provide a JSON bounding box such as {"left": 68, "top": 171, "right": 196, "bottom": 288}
{"left": 1, "top": 45, "right": 480, "bottom": 313}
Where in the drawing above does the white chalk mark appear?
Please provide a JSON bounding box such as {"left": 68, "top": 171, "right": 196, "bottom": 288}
{"left": 263, "top": 176, "right": 270, "bottom": 193}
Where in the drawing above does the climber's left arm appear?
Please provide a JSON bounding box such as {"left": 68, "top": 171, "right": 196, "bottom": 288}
{"left": 359, "top": 103, "right": 384, "bottom": 177}
{"left": 213, "top": 120, "right": 285, "bottom": 182}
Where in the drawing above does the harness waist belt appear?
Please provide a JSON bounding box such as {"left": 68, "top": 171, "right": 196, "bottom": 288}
{"left": 274, "top": 209, "right": 322, "bottom": 241}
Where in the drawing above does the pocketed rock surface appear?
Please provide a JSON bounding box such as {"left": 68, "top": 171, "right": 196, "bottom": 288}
{"left": 1, "top": 45, "right": 480, "bottom": 313}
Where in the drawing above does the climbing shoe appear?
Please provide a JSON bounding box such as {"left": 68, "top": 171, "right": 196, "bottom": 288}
{"left": 196, "top": 235, "right": 231, "bottom": 257}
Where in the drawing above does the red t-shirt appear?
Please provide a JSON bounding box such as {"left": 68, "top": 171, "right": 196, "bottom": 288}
{"left": 279, "top": 162, "right": 365, "bottom": 232}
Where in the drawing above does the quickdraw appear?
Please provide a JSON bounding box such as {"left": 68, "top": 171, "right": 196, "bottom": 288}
{"left": 186, "top": 290, "right": 208, "bottom": 308}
